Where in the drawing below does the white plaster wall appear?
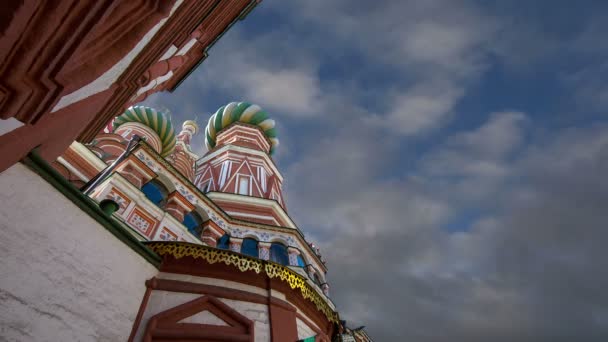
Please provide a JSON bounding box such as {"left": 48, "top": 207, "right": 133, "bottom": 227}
{"left": 287, "top": 297, "right": 323, "bottom": 334}
{"left": 136, "top": 290, "right": 200, "bottom": 342}
{"left": 297, "top": 317, "right": 316, "bottom": 340}
{"left": 0, "top": 164, "right": 158, "bottom": 341}
{"left": 0, "top": 118, "right": 24, "bottom": 136}
{"left": 220, "top": 298, "right": 270, "bottom": 342}
{"left": 180, "top": 310, "right": 228, "bottom": 325}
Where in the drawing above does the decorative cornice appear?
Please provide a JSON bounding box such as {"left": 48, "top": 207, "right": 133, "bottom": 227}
{"left": 145, "top": 241, "right": 339, "bottom": 323}
{"left": 206, "top": 192, "right": 296, "bottom": 228}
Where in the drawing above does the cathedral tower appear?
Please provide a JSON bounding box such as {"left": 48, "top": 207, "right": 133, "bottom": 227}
{"left": 53, "top": 102, "right": 337, "bottom": 341}
{"left": 194, "top": 102, "right": 288, "bottom": 226}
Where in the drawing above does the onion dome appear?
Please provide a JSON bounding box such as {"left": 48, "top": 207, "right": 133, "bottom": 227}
{"left": 182, "top": 120, "right": 199, "bottom": 134}
{"left": 113, "top": 106, "right": 176, "bottom": 157}
{"left": 205, "top": 102, "right": 278, "bottom": 154}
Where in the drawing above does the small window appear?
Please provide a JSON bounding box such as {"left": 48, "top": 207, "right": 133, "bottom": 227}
{"left": 258, "top": 167, "right": 267, "bottom": 192}
{"left": 238, "top": 176, "right": 250, "bottom": 195}
{"left": 219, "top": 161, "right": 231, "bottom": 188}
{"left": 141, "top": 180, "right": 169, "bottom": 207}
{"left": 241, "top": 238, "right": 259, "bottom": 258}
{"left": 297, "top": 254, "right": 306, "bottom": 267}
{"left": 217, "top": 234, "right": 230, "bottom": 250}
{"left": 270, "top": 243, "right": 289, "bottom": 265}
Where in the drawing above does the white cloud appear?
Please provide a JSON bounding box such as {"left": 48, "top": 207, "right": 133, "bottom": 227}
{"left": 381, "top": 80, "right": 465, "bottom": 136}
{"left": 420, "top": 111, "right": 526, "bottom": 177}
{"left": 186, "top": 29, "right": 326, "bottom": 118}
{"left": 303, "top": 120, "right": 608, "bottom": 341}
{"left": 240, "top": 69, "right": 321, "bottom": 115}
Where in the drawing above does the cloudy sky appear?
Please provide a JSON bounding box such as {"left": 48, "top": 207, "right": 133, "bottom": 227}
{"left": 144, "top": 1, "right": 608, "bottom": 340}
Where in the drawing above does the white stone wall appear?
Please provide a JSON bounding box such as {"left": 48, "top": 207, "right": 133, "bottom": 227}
{"left": 297, "top": 317, "right": 317, "bottom": 341}
{"left": 135, "top": 289, "right": 199, "bottom": 342}
{"left": 0, "top": 164, "right": 158, "bottom": 341}
{"left": 221, "top": 298, "right": 270, "bottom": 342}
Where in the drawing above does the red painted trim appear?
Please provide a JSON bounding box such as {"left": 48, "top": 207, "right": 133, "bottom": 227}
{"left": 143, "top": 294, "right": 254, "bottom": 342}
{"left": 128, "top": 277, "right": 154, "bottom": 342}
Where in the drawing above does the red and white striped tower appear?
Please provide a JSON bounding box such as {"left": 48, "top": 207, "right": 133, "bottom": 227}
{"left": 194, "top": 102, "right": 289, "bottom": 226}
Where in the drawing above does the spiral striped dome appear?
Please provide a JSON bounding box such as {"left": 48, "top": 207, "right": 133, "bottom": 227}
{"left": 205, "top": 102, "right": 278, "bottom": 154}
{"left": 113, "top": 106, "right": 176, "bottom": 157}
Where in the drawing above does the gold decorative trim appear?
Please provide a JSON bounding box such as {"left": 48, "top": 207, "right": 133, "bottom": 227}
{"left": 146, "top": 241, "right": 339, "bottom": 322}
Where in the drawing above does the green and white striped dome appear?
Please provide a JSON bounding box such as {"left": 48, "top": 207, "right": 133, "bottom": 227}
{"left": 205, "top": 102, "right": 278, "bottom": 154}
{"left": 113, "top": 106, "right": 176, "bottom": 157}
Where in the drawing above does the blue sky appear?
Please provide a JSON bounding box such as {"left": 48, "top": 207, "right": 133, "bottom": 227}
{"left": 145, "top": 1, "right": 608, "bottom": 340}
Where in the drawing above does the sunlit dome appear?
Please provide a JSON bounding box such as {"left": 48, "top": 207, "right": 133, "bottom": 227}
{"left": 204, "top": 102, "right": 278, "bottom": 154}
{"left": 112, "top": 106, "right": 176, "bottom": 157}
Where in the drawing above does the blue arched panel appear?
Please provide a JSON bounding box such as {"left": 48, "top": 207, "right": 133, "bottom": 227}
{"left": 141, "top": 180, "right": 168, "bottom": 207}
{"left": 241, "top": 238, "right": 259, "bottom": 258}
{"left": 183, "top": 211, "right": 203, "bottom": 235}
{"left": 217, "top": 234, "right": 230, "bottom": 250}
{"left": 270, "top": 243, "right": 289, "bottom": 265}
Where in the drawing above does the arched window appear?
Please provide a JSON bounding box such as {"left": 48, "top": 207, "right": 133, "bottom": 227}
{"left": 183, "top": 211, "right": 203, "bottom": 236}
{"left": 217, "top": 234, "right": 230, "bottom": 250}
{"left": 270, "top": 242, "right": 289, "bottom": 265}
{"left": 296, "top": 254, "right": 306, "bottom": 267}
{"left": 141, "top": 180, "right": 169, "bottom": 207}
{"left": 241, "top": 238, "right": 259, "bottom": 258}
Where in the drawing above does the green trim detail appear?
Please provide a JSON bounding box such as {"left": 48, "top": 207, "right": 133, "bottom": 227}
{"left": 248, "top": 110, "right": 268, "bottom": 125}
{"left": 21, "top": 150, "right": 161, "bottom": 267}
{"left": 264, "top": 127, "right": 277, "bottom": 138}
{"left": 232, "top": 102, "right": 249, "bottom": 121}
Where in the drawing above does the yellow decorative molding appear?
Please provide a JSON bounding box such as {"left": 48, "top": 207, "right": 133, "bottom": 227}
{"left": 146, "top": 241, "right": 339, "bottom": 322}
